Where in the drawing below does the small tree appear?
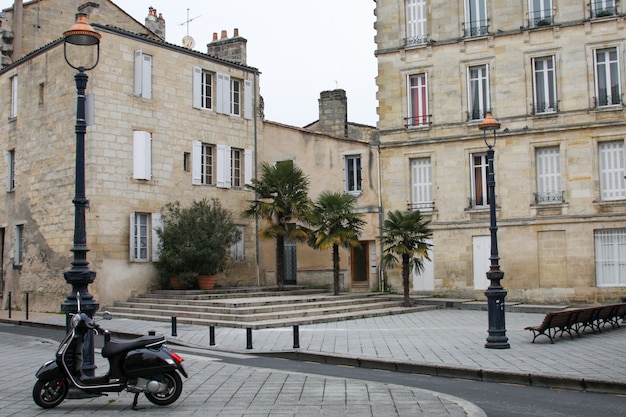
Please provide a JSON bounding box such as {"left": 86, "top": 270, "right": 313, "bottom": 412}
{"left": 308, "top": 191, "right": 365, "bottom": 295}
{"left": 242, "top": 161, "right": 310, "bottom": 290}
{"left": 381, "top": 210, "right": 432, "bottom": 307}
{"left": 156, "top": 198, "right": 241, "bottom": 287}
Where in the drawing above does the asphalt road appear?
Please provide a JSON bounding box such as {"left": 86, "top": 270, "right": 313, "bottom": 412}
{"left": 4, "top": 324, "right": 626, "bottom": 417}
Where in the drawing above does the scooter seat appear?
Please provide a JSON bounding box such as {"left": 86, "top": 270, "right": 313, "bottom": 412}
{"left": 101, "top": 335, "right": 165, "bottom": 358}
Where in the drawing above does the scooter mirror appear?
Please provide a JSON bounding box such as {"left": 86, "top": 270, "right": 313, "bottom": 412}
{"left": 102, "top": 311, "right": 113, "bottom": 320}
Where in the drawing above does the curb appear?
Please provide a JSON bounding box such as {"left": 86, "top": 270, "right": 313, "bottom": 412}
{"left": 254, "top": 350, "right": 626, "bottom": 396}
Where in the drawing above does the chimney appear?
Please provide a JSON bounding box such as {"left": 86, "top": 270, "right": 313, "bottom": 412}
{"left": 144, "top": 7, "right": 166, "bottom": 41}
{"left": 318, "top": 89, "right": 348, "bottom": 138}
{"left": 207, "top": 28, "right": 247, "bottom": 65}
{"left": 12, "top": 0, "right": 22, "bottom": 59}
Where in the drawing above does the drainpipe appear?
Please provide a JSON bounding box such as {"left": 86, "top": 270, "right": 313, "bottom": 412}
{"left": 375, "top": 135, "right": 385, "bottom": 292}
{"left": 253, "top": 71, "right": 260, "bottom": 287}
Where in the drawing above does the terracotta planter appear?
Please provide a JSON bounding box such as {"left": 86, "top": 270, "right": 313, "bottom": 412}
{"left": 197, "top": 275, "right": 217, "bottom": 290}
{"left": 169, "top": 276, "right": 187, "bottom": 290}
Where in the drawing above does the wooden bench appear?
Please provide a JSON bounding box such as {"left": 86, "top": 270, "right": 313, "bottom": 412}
{"left": 525, "top": 303, "right": 626, "bottom": 344}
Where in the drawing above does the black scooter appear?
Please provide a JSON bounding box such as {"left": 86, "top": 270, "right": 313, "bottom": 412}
{"left": 33, "top": 294, "right": 188, "bottom": 409}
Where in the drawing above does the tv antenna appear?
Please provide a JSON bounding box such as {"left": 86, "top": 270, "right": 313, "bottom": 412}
{"left": 179, "top": 8, "right": 201, "bottom": 37}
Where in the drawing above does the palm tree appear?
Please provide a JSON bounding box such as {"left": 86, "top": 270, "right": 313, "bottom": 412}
{"left": 308, "top": 191, "right": 366, "bottom": 295}
{"left": 242, "top": 161, "right": 311, "bottom": 290}
{"left": 381, "top": 210, "right": 433, "bottom": 307}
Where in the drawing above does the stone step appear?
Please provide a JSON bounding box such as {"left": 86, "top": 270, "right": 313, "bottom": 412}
{"left": 137, "top": 291, "right": 386, "bottom": 303}
{"left": 117, "top": 295, "right": 397, "bottom": 312}
{"left": 141, "top": 287, "right": 328, "bottom": 300}
{"left": 107, "top": 305, "right": 437, "bottom": 329}
{"left": 107, "top": 300, "right": 408, "bottom": 323}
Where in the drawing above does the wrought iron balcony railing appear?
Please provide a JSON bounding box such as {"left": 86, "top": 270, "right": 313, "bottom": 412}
{"left": 534, "top": 191, "right": 564, "bottom": 204}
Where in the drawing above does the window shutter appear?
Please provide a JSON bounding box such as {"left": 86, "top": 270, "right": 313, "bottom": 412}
{"left": 244, "top": 80, "right": 253, "bottom": 119}
{"left": 142, "top": 54, "right": 152, "bottom": 99}
{"left": 599, "top": 141, "right": 626, "bottom": 200}
{"left": 244, "top": 149, "right": 253, "bottom": 186}
{"left": 11, "top": 75, "right": 18, "bottom": 118}
{"left": 134, "top": 51, "right": 143, "bottom": 97}
{"left": 216, "top": 144, "right": 231, "bottom": 188}
{"left": 6, "top": 151, "right": 11, "bottom": 191}
{"left": 193, "top": 67, "right": 202, "bottom": 109}
{"left": 129, "top": 212, "right": 136, "bottom": 260}
{"left": 412, "top": 158, "right": 432, "bottom": 204}
{"left": 151, "top": 212, "right": 162, "bottom": 261}
{"left": 192, "top": 140, "right": 202, "bottom": 185}
{"left": 216, "top": 73, "right": 230, "bottom": 114}
{"left": 133, "top": 131, "right": 152, "bottom": 180}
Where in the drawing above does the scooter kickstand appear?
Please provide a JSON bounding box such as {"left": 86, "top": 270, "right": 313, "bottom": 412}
{"left": 131, "top": 392, "right": 144, "bottom": 410}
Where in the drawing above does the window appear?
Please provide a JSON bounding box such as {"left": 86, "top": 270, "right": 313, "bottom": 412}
{"left": 470, "top": 153, "right": 489, "bottom": 207}
{"left": 407, "top": 74, "right": 429, "bottom": 127}
{"left": 406, "top": 0, "right": 427, "bottom": 45}
{"left": 536, "top": 146, "right": 562, "bottom": 203}
{"left": 464, "top": 0, "right": 488, "bottom": 37}
{"left": 193, "top": 67, "right": 213, "bottom": 110}
{"left": 130, "top": 212, "right": 160, "bottom": 261}
{"left": 599, "top": 141, "right": 626, "bottom": 201}
{"left": 591, "top": 0, "right": 617, "bottom": 18}
{"left": 230, "top": 225, "right": 245, "bottom": 262}
{"left": 532, "top": 56, "right": 557, "bottom": 114}
{"left": 528, "top": 0, "right": 553, "bottom": 27}
{"left": 133, "top": 131, "right": 152, "bottom": 180}
{"left": 345, "top": 155, "right": 362, "bottom": 194}
{"left": 594, "top": 48, "right": 621, "bottom": 107}
{"left": 192, "top": 141, "right": 215, "bottom": 185}
{"left": 10, "top": 75, "right": 18, "bottom": 118}
{"left": 134, "top": 50, "right": 152, "bottom": 99}
{"left": 183, "top": 152, "right": 190, "bottom": 172}
{"left": 468, "top": 65, "right": 489, "bottom": 120}
{"left": 230, "top": 78, "right": 241, "bottom": 116}
{"left": 14, "top": 224, "right": 23, "bottom": 266}
{"left": 231, "top": 148, "right": 242, "bottom": 188}
{"left": 216, "top": 74, "right": 252, "bottom": 119}
{"left": 6, "top": 150, "right": 15, "bottom": 192}
{"left": 595, "top": 229, "right": 626, "bottom": 286}
{"left": 410, "top": 158, "right": 433, "bottom": 211}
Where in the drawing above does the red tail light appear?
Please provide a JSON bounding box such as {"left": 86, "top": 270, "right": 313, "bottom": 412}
{"left": 170, "top": 352, "right": 184, "bottom": 364}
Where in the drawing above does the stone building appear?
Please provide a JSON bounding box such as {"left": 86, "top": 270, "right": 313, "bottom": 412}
{"left": 0, "top": 0, "right": 261, "bottom": 311}
{"left": 259, "top": 90, "right": 380, "bottom": 291}
{"left": 374, "top": 0, "right": 626, "bottom": 303}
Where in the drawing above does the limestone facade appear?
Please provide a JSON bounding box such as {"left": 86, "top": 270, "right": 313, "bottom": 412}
{"left": 374, "top": 0, "right": 626, "bottom": 303}
{"left": 0, "top": 2, "right": 261, "bottom": 312}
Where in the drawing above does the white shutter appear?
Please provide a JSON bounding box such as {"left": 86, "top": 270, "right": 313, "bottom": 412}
{"left": 411, "top": 158, "right": 432, "bottom": 206}
{"left": 151, "top": 212, "right": 162, "bottom": 261}
{"left": 216, "top": 73, "right": 230, "bottom": 114}
{"left": 142, "top": 54, "right": 152, "bottom": 99}
{"left": 192, "top": 140, "right": 202, "bottom": 185}
{"left": 6, "top": 151, "right": 11, "bottom": 191}
{"left": 536, "top": 147, "right": 560, "bottom": 195}
{"left": 133, "top": 131, "right": 152, "bottom": 180}
{"left": 11, "top": 75, "right": 18, "bottom": 118}
{"left": 216, "top": 144, "right": 231, "bottom": 188}
{"left": 134, "top": 51, "right": 142, "bottom": 97}
{"left": 244, "top": 149, "right": 253, "bottom": 186}
{"left": 193, "top": 66, "right": 202, "bottom": 109}
{"left": 129, "top": 212, "right": 136, "bottom": 260}
{"left": 599, "top": 141, "right": 626, "bottom": 200}
{"left": 244, "top": 79, "right": 253, "bottom": 119}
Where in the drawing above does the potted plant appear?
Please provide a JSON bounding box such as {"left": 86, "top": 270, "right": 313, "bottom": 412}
{"left": 156, "top": 198, "right": 241, "bottom": 290}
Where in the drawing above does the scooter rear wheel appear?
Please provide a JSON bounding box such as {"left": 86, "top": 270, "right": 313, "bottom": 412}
{"left": 33, "top": 378, "right": 68, "bottom": 409}
{"left": 144, "top": 371, "right": 183, "bottom": 406}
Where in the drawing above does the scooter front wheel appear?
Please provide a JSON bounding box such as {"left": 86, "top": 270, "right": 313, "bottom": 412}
{"left": 33, "top": 378, "right": 68, "bottom": 409}
{"left": 144, "top": 371, "right": 183, "bottom": 406}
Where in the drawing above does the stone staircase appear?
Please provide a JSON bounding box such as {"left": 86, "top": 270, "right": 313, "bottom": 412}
{"left": 105, "top": 288, "right": 437, "bottom": 329}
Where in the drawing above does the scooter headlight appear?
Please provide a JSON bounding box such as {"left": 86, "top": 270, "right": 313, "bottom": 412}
{"left": 70, "top": 313, "right": 81, "bottom": 328}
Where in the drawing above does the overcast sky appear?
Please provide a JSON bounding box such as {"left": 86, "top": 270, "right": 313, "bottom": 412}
{"left": 1, "top": 0, "right": 379, "bottom": 127}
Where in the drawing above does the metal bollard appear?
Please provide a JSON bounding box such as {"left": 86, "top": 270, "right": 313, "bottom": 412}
{"left": 293, "top": 325, "right": 300, "bottom": 349}
{"left": 209, "top": 325, "right": 215, "bottom": 346}
{"left": 8, "top": 292, "right": 11, "bottom": 319}
{"left": 246, "top": 327, "right": 253, "bottom": 349}
{"left": 171, "top": 316, "right": 177, "bottom": 337}
{"left": 25, "top": 292, "right": 29, "bottom": 321}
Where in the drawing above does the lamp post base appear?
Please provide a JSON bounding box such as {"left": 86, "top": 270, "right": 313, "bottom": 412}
{"left": 485, "top": 279, "right": 510, "bottom": 349}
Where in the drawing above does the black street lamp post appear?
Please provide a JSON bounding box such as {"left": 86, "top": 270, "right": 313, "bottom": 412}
{"left": 60, "top": 13, "right": 101, "bottom": 376}
{"left": 478, "top": 113, "right": 510, "bottom": 349}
